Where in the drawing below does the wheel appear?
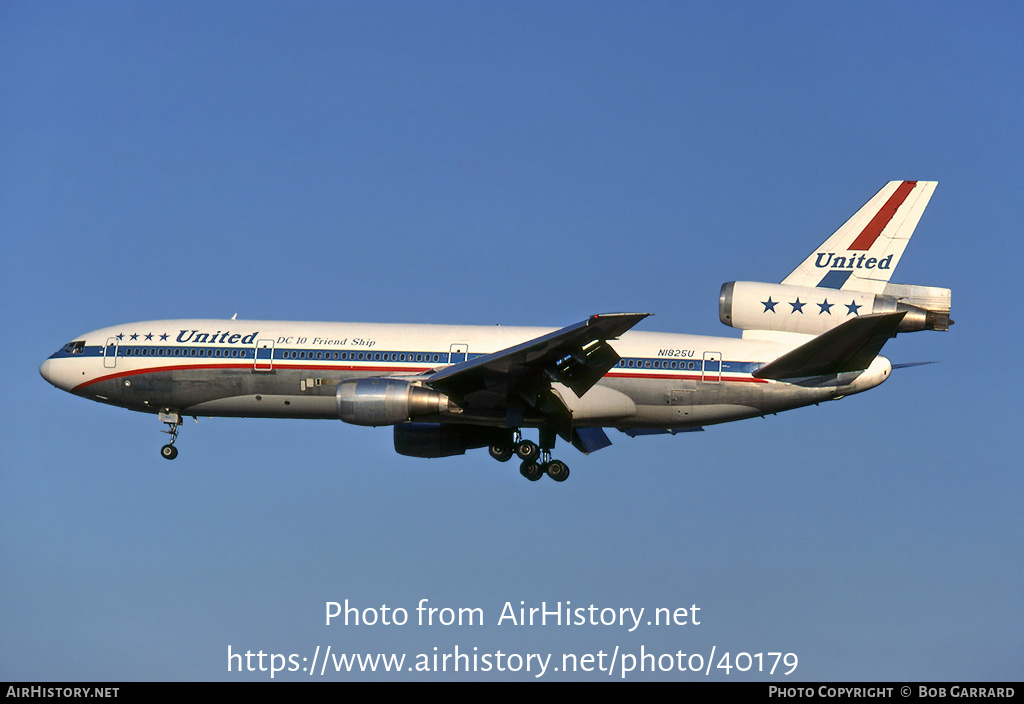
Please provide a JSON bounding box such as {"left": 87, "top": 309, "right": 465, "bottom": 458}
{"left": 160, "top": 444, "right": 178, "bottom": 460}
{"left": 515, "top": 439, "right": 539, "bottom": 461}
{"left": 546, "top": 459, "right": 570, "bottom": 482}
{"left": 488, "top": 443, "right": 514, "bottom": 462}
{"left": 519, "top": 460, "right": 543, "bottom": 481}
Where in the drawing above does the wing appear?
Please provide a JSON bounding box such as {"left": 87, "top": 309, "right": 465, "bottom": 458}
{"left": 426, "top": 313, "right": 649, "bottom": 445}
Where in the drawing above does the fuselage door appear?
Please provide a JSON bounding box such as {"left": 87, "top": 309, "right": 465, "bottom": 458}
{"left": 449, "top": 343, "right": 468, "bottom": 365}
{"left": 702, "top": 351, "right": 722, "bottom": 383}
{"left": 254, "top": 339, "right": 275, "bottom": 371}
{"left": 103, "top": 337, "right": 118, "bottom": 368}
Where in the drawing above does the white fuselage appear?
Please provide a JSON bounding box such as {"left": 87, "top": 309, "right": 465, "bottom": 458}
{"left": 40, "top": 318, "right": 891, "bottom": 430}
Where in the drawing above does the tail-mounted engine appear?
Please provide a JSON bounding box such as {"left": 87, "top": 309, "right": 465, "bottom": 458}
{"left": 336, "top": 378, "right": 457, "bottom": 426}
{"left": 719, "top": 281, "right": 951, "bottom": 336}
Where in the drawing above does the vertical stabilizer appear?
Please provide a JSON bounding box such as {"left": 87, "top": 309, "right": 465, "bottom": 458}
{"left": 782, "top": 181, "right": 937, "bottom": 294}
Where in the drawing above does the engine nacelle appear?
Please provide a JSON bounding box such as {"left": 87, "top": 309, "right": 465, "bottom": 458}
{"left": 719, "top": 281, "right": 951, "bottom": 336}
{"left": 337, "top": 378, "right": 455, "bottom": 426}
{"left": 394, "top": 423, "right": 512, "bottom": 458}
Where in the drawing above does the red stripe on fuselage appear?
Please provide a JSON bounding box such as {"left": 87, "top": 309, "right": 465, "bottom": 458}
{"left": 604, "top": 372, "right": 769, "bottom": 383}
{"left": 71, "top": 362, "right": 771, "bottom": 392}
{"left": 73, "top": 363, "right": 253, "bottom": 391}
{"left": 848, "top": 180, "right": 917, "bottom": 251}
{"left": 71, "top": 362, "right": 437, "bottom": 392}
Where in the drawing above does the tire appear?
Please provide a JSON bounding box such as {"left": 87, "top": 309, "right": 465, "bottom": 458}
{"left": 515, "top": 440, "right": 539, "bottom": 461}
{"left": 489, "top": 444, "right": 514, "bottom": 462}
{"left": 546, "top": 460, "right": 569, "bottom": 482}
{"left": 519, "top": 460, "right": 543, "bottom": 481}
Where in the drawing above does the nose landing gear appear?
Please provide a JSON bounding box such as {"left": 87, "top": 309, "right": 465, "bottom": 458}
{"left": 159, "top": 411, "right": 182, "bottom": 460}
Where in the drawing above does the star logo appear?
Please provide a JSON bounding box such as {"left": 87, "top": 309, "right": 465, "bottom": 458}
{"left": 789, "top": 298, "right": 805, "bottom": 314}
{"left": 115, "top": 332, "right": 124, "bottom": 340}
{"left": 159, "top": 333, "right": 169, "bottom": 341}
{"left": 129, "top": 333, "right": 139, "bottom": 340}
{"left": 145, "top": 333, "right": 153, "bottom": 341}
{"left": 818, "top": 299, "right": 833, "bottom": 315}
{"left": 762, "top": 297, "right": 778, "bottom": 313}
{"left": 846, "top": 300, "right": 862, "bottom": 316}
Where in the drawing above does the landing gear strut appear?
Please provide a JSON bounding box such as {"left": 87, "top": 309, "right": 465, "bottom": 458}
{"left": 159, "top": 411, "right": 182, "bottom": 460}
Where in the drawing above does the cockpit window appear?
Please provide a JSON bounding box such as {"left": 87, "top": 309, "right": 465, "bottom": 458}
{"left": 62, "top": 341, "right": 86, "bottom": 354}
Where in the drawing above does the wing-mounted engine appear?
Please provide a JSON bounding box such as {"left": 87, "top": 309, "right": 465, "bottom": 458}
{"left": 336, "top": 378, "right": 460, "bottom": 426}
{"left": 719, "top": 281, "right": 951, "bottom": 336}
{"left": 393, "top": 423, "right": 511, "bottom": 458}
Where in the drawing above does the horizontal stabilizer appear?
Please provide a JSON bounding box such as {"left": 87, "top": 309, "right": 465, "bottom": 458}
{"left": 891, "top": 361, "right": 938, "bottom": 370}
{"left": 752, "top": 312, "right": 906, "bottom": 380}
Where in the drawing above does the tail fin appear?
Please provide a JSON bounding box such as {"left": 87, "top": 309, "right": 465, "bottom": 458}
{"left": 782, "top": 181, "right": 937, "bottom": 294}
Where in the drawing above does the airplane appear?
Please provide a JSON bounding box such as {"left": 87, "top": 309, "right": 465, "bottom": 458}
{"left": 40, "top": 181, "right": 951, "bottom": 482}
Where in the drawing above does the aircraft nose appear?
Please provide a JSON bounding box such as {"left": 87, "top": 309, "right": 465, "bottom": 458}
{"left": 40, "top": 358, "right": 55, "bottom": 384}
{"left": 40, "top": 357, "right": 74, "bottom": 392}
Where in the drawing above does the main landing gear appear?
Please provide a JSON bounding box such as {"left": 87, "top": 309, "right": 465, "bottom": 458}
{"left": 488, "top": 431, "right": 571, "bottom": 483}
{"left": 159, "top": 411, "right": 182, "bottom": 460}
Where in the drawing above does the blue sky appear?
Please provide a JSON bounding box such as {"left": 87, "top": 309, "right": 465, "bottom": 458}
{"left": 2, "top": 1, "right": 1021, "bottom": 681}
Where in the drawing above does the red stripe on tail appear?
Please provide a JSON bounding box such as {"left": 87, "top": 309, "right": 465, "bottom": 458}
{"left": 848, "top": 180, "right": 917, "bottom": 251}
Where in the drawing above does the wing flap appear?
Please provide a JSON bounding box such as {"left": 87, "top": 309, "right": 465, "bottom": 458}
{"left": 752, "top": 311, "right": 906, "bottom": 380}
{"left": 427, "top": 313, "right": 649, "bottom": 398}
{"left": 569, "top": 427, "right": 613, "bottom": 454}
{"left": 425, "top": 313, "right": 648, "bottom": 446}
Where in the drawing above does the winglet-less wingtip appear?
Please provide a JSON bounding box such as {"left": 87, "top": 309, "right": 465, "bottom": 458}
{"left": 587, "top": 312, "right": 651, "bottom": 339}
